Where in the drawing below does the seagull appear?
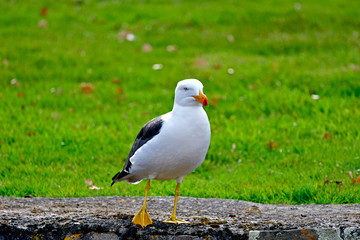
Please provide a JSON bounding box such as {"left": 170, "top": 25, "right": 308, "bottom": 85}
{"left": 111, "top": 79, "right": 211, "bottom": 227}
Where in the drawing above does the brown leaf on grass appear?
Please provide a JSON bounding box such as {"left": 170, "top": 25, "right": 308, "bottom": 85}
{"left": 84, "top": 179, "right": 94, "bottom": 186}
{"left": 116, "top": 87, "right": 123, "bottom": 94}
{"left": 324, "top": 176, "right": 329, "bottom": 186}
{"left": 348, "top": 171, "right": 360, "bottom": 184}
{"left": 231, "top": 143, "right": 236, "bottom": 153}
{"left": 27, "top": 131, "right": 36, "bottom": 136}
{"left": 193, "top": 58, "right": 209, "bottom": 68}
{"left": 80, "top": 82, "right": 94, "bottom": 95}
{"left": 112, "top": 78, "right": 120, "bottom": 84}
{"left": 166, "top": 45, "right": 178, "bottom": 52}
{"left": 267, "top": 141, "right": 278, "bottom": 150}
{"left": 17, "top": 92, "right": 25, "bottom": 97}
{"left": 142, "top": 43, "right": 152, "bottom": 52}
{"left": 227, "top": 34, "right": 235, "bottom": 43}
{"left": 323, "top": 132, "right": 333, "bottom": 139}
{"left": 350, "top": 64, "right": 359, "bottom": 72}
{"left": 69, "top": 107, "right": 74, "bottom": 113}
{"left": 272, "top": 62, "right": 279, "bottom": 71}
{"left": 211, "top": 95, "right": 220, "bottom": 107}
{"left": 118, "top": 30, "right": 129, "bottom": 41}
{"left": 51, "top": 112, "right": 60, "bottom": 120}
{"left": 213, "top": 63, "right": 222, "bottom": 69}
{"left": 249, "top": 84, "right": 258, "bottom": 90}
{"left": 40, "top": 7, "right": 48, "bottom": 16}
{"left": 0, "top": 141, "right": 3, "bottom": 147}
{"left": 38, "top": 19, "right": 48, "bottom": 28}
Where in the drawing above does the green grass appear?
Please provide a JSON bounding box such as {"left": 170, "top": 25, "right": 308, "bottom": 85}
{"left": 0, "top": 0, "right": 360, "bottom": 204}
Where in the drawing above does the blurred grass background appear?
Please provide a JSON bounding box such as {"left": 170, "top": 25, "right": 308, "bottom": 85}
{"left": 0, "top": 0, "right": 359, "bottom": 204}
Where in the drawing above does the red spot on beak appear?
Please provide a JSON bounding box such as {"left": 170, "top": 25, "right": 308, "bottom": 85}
{"left": 193, "top": 91, "right": 209, "bottom": 107}
{"left": 203, "top": 96, "right": 209, "bottom": 106}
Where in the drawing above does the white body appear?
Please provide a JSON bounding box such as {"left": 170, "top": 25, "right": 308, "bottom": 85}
{"left": 127, "top": 79, "right": 211, "bottom": 183}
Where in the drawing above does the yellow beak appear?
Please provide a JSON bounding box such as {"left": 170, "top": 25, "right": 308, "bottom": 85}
{"left": 193, "top": 91, "right": 209, "bottom": 106}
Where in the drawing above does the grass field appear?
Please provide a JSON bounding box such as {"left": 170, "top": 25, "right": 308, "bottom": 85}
{"left": 0, "top": 0, "right": 360, "bottom": 204}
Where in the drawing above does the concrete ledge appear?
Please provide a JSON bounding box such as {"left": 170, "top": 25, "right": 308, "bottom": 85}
{"left": 0, "top": 196, "right": 359, "bottom": 239}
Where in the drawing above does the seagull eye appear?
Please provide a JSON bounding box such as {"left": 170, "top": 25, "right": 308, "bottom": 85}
{"left": 184, "top": 87, "right": 189, "bottom": 91}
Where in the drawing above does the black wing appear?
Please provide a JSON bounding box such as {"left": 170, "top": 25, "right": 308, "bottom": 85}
{"left": 111, "top": 116, "right": 164, "bottom": 185}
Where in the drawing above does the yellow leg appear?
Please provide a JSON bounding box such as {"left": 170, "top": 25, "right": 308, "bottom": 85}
{"left": 132, "top": 179, "right": 153, "bottom": 228}
{"left": 163, "top": 183, "right": 189, "bottom": 224}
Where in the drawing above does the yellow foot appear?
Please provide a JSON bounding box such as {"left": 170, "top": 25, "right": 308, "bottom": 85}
{"left": 132, "top": 207, "right": 153, "bottom": 228}
{"left": 163, "top": 217, "right": 189, "bottom": 224}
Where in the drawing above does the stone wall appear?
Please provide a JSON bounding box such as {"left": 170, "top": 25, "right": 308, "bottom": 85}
{"left": 0, "top": 196, "right": 359, "bottom": 239}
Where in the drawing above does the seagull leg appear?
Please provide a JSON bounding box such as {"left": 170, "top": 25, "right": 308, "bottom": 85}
{"left": 132, "top": 179, "right": 153, "bottom": 228}
{"left": 163, "top": 183, "right": 189, "bottom": 224}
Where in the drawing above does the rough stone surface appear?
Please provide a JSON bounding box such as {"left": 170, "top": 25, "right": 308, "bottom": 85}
{"left": 0, "top": 196, "right": 359, "bottom": 239}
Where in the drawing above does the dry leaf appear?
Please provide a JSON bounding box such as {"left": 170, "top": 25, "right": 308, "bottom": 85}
{"left": 142, "top": 43, "right": 152, "bottom": 52}
{"left": 141, "top": 111, "right": 149, "bottom": 116}
{"left": 213, "top": 63, "right": 222, "bottom": 69}
{"left": 294, "top": 3, "right": 302, "bottom": 10}
{"left": 351, "top": 64, "right": 359, "bottom": 72}
{"left": 324, "top": 176, "right": 329, "bottom": 186}
{"left": 38, "top": 19, "right": 48, "bottom": 28}
{"left": 112, "top": 78, "right": 120, "bottom": 84}
{"left": 211, "top": 95, "right": 220, "bottom": 107}
{"left": 27, "top": 131, "right": 36, "bottom": 136}
{"left": 349, "top": 171, "right": 360, "bottom": 184}
{"left": 323, "top": 132, "right": 333, "bottom": 139}
{"left": 84, "top": 179, "right": 94, "bottom": 186}
{"left": 17, "top": 92, "right": 25, "bottom": 97}
{"left": 80, "top": 82, "right": 94, "bottom": 95}
{"left": 193, "top": 59, "right": 209, "bottom": 68}
{"left": 267, "top": 141, "right": 278, "bottom": 150}
{"left": 116, "top": 87, "right": 123, "bottom": 94}
{"left": 272, "top": 62, "right": 279, "bottom": 71}
{"left": 249, "top": 84, "right": 258, "bottom": 90}
{"left": 40, "top": 7, "right": 48, "bottom": 16}
{"left": 118, "top": 30, "right": 129, "bottom": 41}
{"left": 51, "top": 112, "right": 60, "bottom": 120}
{"left": 231, "top": 143, "right": 236, "bottom": 153}
{"left": 166, "top": 45, "right": 178, "bottom": 52}
{"left": 227, "top": 34, "right": 235, "bottom": 42}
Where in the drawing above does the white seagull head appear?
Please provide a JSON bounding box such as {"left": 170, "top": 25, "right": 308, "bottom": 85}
{"left": 174, "top": 79, "right": 209, "bottom": 107}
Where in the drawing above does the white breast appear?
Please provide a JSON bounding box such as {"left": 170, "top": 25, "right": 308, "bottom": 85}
{"left": 128, "top": 106, "right": 211, "bottom": 183}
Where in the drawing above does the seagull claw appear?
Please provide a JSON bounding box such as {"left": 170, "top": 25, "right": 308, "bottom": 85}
{"left": 132, "top": 206, "right": 153, "bottom": 228}
{"left": 163, "top": 217, "right": 189, "bottom": 224}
